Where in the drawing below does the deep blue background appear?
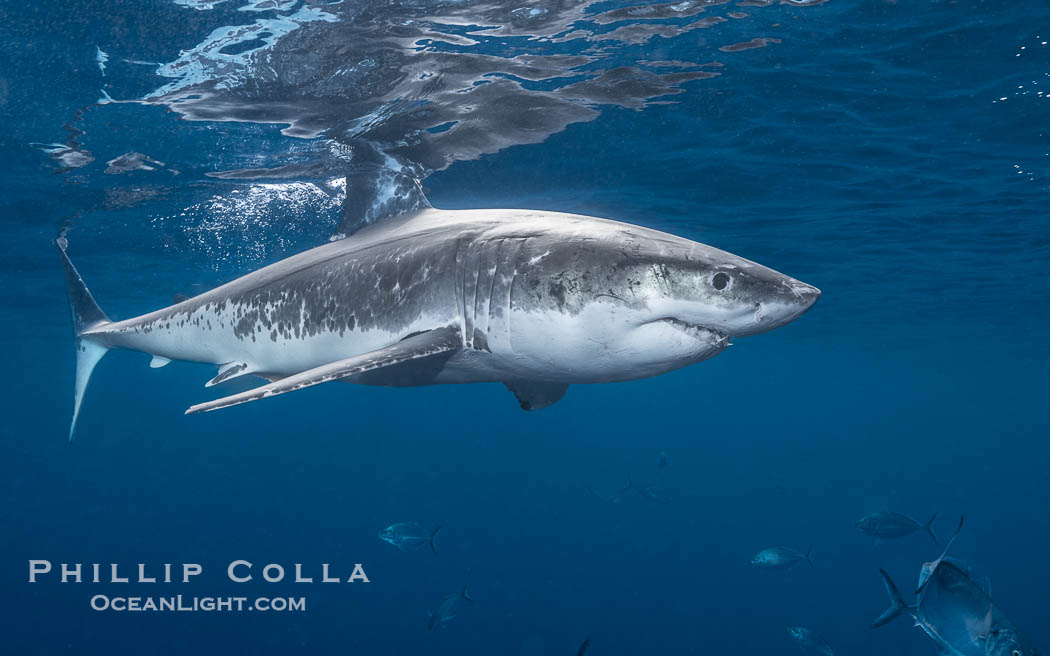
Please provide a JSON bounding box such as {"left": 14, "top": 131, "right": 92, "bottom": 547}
{"left": 2, "top": 1, "right": 1049, "bottom": 654}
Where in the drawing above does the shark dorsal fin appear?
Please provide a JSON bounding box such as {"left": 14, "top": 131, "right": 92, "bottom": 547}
{"left": 332, "top": 141, "right": 431, "bottom": 240}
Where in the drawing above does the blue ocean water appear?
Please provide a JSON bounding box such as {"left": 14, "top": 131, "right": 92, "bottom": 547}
{"left": 2, "top": 0, "right": 1049, "bottom": 654}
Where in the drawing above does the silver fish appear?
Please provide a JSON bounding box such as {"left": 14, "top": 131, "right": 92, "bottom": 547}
{"left": 873, "top": 517, "right": 1041, "bottom": 656}
{"left": 751, "top": 546, "right": 813, "bottom": 570}
{"left": 856, "top": 511, "right": 937, "bottom": 543}
{"left": 427, "top": 584, "right": 473, "bottom": 631}
{"left": 378, "top": 523, "right": 440, "bottom": 553}
{"left": 788, "top": 627, "right": 834, "bottom": 656}
{"left": 620, "top": 477, "right": 670, "bottom": 504}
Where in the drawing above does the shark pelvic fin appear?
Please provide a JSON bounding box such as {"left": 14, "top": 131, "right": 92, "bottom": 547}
{"left": 55, "top": 237, "right": 112, "bottom": 441}
{"left": 186, "top": 326, "right": 461, "bottom": 414}
{"left": 504, "top": 380, "right": 569, "bottom": 411}
{"left": 206, "top": 361, "right": 254, "bottom": 387}
{"left": 150, "top": 355, "right": 172, "bottom": 368}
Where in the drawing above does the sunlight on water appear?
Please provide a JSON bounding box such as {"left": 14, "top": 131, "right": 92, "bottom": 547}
{"left": 151, "top": 178, "right": 344, "bottom": 262}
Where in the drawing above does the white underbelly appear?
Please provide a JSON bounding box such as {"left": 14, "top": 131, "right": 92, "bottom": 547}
{"left": 119, "top": 304, "right": 454, "bottom": 377}
{"left": 496, "top": 303, "right": 723, "bottom": 383}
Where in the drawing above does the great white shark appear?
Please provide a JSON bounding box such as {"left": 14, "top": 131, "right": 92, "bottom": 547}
{"left": 58, "top": 204, "right": 820, "bottom": 439}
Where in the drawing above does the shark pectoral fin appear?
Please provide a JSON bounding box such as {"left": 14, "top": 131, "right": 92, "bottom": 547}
{"left": 205, "top": 361, "right": 254, "bottom": 387}
{"left": 185, "top": 326, "right": 461, "bottom": 415}
{"left": 504, "top": 380, "right": 569, "bottom": 411}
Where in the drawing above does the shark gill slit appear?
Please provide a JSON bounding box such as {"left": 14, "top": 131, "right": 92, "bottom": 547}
{"left": 469, "top": 251, "right": 482, "bottom": 349}
{"left": 478, "top": 238, "right": 503, "bottom": 347}
{"left": 454, "top": 237, "right": 469, "bottom": 345}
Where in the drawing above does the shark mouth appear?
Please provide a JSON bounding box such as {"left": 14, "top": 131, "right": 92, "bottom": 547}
{"left": 660, "top": 318, "right": 730, "bottom": 348}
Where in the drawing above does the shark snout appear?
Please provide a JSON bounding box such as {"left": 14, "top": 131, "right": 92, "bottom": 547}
{"left": 779, "top": 280, "right": 821, "bottom": 323}
{"left": 796, "top": 283, "right": 821, "bottom": 309}
{"left": 739, "top": 279, "right": 820, "bottom": 336}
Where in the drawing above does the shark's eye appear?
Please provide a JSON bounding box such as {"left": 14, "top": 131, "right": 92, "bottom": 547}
{"left": 712, "top": 272, "right": 731, "bottom": 290}
{"left": 1013, "top": 651, "right": 1022, "bottom": 656}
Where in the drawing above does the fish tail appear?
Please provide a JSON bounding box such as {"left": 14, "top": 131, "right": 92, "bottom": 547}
{"left": 872, "top": 569, "right": 914, "bottom": 628}
{"left": 925, "top": 512, "right": 938, "bottom": 544}
{"left": 460, "top": 584, "right": 474, "bottom": 602}
{"left": 429, "top": 526, "right": 442, "bottom": 554}
{"left": 55, "top": 237, "right": 112, "bottom": 441}
{"left": 804, "top": 546, "right": 814, "bottom": 568}
{"left": 946, "top": 514, "right": 964, "bottom": 549}
{"left": 576, "top": 638, "right": 591, "bottom": 656}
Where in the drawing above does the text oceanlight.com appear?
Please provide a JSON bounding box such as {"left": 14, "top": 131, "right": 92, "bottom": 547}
{"left": 90, "top": 595, "right": 306, "bottom": 612}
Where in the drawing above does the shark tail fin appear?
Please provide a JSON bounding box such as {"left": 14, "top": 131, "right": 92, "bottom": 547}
{"left": 805, "top": 546, "right": 814, "bottom": 568}
{"left": 55, "top": 238, "right": 111, "bottom": 441}
{"left": 429, "top": 526, "right": 441, "bottom": 554}
{"left": 925, "top": 512, "right": 939, "bottom": 544}
{"left": 460, "top": 584, "right": 474, "bottom": 603}
{"left": 872, "top": 569, "right": 914, "bottom": 628}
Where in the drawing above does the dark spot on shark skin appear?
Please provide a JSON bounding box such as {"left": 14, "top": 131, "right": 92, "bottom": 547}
{"left": 472, "top": 331, "right": 490, "bottom": 353}
{"left": 507, "top": 231, "right": 729, "bottom": 317}
{"left": 182, "top": 239, "right": 465, "bottom": 345}
{"left": 548, "top": 281, "right": 567, "bottom": 310}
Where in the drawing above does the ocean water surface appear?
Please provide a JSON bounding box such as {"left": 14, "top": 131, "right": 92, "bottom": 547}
{"left": 2, "top": 0, "right": 1049, "bottom": 654}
